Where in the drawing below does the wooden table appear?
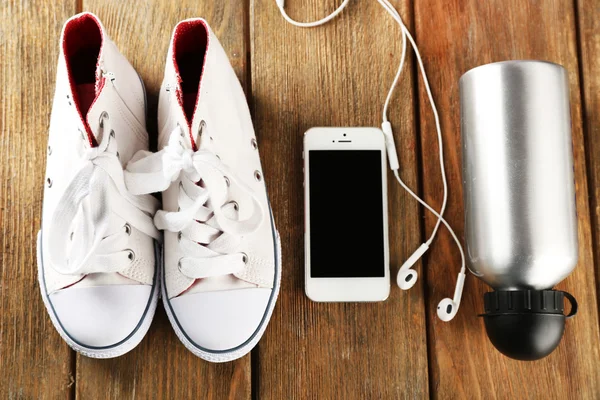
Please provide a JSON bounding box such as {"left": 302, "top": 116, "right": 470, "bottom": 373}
{"left": 1, "top": 1, "right": 599, "bottom": 398}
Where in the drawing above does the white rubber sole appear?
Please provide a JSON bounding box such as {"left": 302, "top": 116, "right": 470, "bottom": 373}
{"left": 162, "top": 230, "right": 282, "bottom": 363}
{"left": 37, "top": 230, "right": 159, "bottom": 359}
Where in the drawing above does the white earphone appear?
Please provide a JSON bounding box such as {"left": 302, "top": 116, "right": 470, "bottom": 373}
{"left": 277, "top": 0, "right": 467, "bottom": 321}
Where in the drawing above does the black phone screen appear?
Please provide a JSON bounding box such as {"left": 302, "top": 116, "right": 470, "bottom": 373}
{"left": 308, "top": 150, "right": 385, "bottom": 278}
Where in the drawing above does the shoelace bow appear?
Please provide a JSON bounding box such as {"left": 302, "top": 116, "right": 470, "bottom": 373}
{"left": 48, "top": 116, "right": 160, "bottom": 276}
{"left": 125, "top": 126, "right": 264, "bottom": 279}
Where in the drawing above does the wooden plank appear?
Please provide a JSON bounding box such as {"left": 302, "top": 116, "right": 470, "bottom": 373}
{"left": 577, "top": 0, "right": 600, "bottom": 327}
{"left": 413, "top": 0, "right": 600, "bottom": 398}
{"left": 0, "top": 1, "right": 77, "bottom": 399}
{"left": 75, "top": 2, "right": 250, "bottom": 398}
{"left": 251, "top": 0, "right": 429, "bottom": 398}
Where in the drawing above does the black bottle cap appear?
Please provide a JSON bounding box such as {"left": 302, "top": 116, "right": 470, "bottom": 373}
{"left": 480, "top": 290, "right": 577, "bottom": 361}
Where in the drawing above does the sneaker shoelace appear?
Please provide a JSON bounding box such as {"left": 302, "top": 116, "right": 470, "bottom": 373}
{"left": 125, "top": 125, "right": 264, "bottom": 279}
{"left": 48, "top": 113, "right": 161, "bottom": 276}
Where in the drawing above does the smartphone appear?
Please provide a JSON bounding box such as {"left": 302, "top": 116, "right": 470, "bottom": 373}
{"left": 303, "top": 127, "right": 390, "bottom": 302}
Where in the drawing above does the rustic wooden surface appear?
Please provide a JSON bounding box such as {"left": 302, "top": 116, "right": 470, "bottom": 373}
{"left": 0, "top": 0, "right": 598, "bottom": 399}
{"left": 577, "top": 0, "right": 600, "bottom": 323}
{"left": 0, "top": 1, "right": 76, "bottom": 399}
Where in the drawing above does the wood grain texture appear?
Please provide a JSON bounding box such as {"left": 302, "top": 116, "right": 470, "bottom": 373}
{"left": 414, "top": 0, "right": 600, "bottom": 398}
{"left": 74, "top": 2, "right": 250, "bottom": 399}
{"left": 577, "top": 0, "right": 600, "bottom": 325}
{"left": 251, "top": 0, "right": 429, "bottom": 398}
{"left": 0, "top": 1, "right": 77, "bottom": 399}
{"left": 4, "top": 1, "right": 600, "bottom": 398}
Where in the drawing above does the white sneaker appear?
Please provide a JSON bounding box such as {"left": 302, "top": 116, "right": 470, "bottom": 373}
{"left": 37, "top": 12, "right": 161, "bottom": 358}
{"left": 125, "top": 18, "right": 281, "bottom": 362}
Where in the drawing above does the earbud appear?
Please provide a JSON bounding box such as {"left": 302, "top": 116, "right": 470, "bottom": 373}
{"left": 436, "top": 298, "right": 458, "bottom": 322}
{"left": 436, "top": 271, "right": 466, "bottom": 322}
{"left": 397, "top": 243, "right": 428, "bottom": 290}
{"left": 397, "top": 269, "right": 417, "bottom": 290}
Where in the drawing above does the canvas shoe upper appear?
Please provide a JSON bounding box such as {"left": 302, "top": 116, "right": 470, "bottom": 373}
{"left": 37, "top": 12, "right": 160, "bottom": 358}
{"left": 125, "top": 18, "right": 281, "bottom": 362}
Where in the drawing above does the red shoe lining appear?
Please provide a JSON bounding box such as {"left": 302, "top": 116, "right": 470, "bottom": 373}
{"left": 172, "top": 20, "right": 209, "bottom": 151}
{"left": 62, "top": 13, "right": 103, "bottom": 147}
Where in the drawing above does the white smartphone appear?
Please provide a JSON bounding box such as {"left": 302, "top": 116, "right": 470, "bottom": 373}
{"left": 303, "top": 127, "right": 390, "bottom": 302}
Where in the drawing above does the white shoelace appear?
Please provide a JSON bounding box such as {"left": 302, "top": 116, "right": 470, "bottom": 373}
{"left": 48, "top": 114, "right": 161, "bottom": 276}
{"left": 125, "top": 126, "right": 264, "bottom": 279}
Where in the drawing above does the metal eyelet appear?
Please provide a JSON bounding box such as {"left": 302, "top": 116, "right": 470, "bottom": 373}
{"left": 199, "top": 120, "right": 206, "bottom": 135}
{"left": 126, "top": 249, "right": 135, "bottom": 262}
{"left": 254, "top": 170, "right": 262, "bottom": 182}
{"left": 47, "top": 145, "right": 52, "bottom": 155}
{"left": 224, "top": 176, "right": 230, "bottom": 187}
{"left": 241, "top": 253, "right": 248, "bottom": 264}
{"left": 231, "top": 201, "right": 239, "bottom": 211}
{"left": 251, "top": 138, "right": 258, "bottom": 150}
{"left": 99, "top": 111, "right": 109, "bottom": 127}
{"left": 46, "top": 177, "right": 52, "bottom": 188}
{"left": 124, "top": 223, "right": 131, "bottom": 235}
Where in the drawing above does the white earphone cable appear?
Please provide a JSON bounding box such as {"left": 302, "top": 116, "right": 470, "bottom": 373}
{"left": 275, "top": 0, "right": 350, "bottom": 28}
{"left": 275, "top": 0, "right": 466, "bottom": 275}
{"left": 376, "top": 0, "right": 466, "bottom": 274}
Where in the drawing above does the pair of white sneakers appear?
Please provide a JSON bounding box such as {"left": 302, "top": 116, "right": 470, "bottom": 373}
{"left": 38, "top": 12, "right": 281, "bottom": 362}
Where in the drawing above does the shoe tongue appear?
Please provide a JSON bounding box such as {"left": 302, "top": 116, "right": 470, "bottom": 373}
{"left": 72, "top": 57, "right": 105, "bottom": 146}
{"left": 174, "top": 81, "right": 202, "bottom": 151}
{"left": 83, "top": 73, "right": 109, "bottom": 144}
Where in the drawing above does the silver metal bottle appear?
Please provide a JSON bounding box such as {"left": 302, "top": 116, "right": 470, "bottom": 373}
{"left": 460, "top": 61, "right": 579, "bottom": 360}
{"left": 461, "top": 60, "right": 578, "bottom": 290}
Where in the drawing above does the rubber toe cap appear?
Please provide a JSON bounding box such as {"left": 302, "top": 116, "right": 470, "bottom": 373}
{"left": 49, "top": 285, "right": 152, "bottom": 348}
{"left": 170, "top": 288, "right": 272, "bottom": 351}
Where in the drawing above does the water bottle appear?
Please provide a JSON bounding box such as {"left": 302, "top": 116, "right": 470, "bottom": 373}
{"left": 460, "top": 60, "right": 579, "bottom": 360}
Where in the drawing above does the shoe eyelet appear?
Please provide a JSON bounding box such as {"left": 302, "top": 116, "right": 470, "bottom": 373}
{"left": 199, "top": 120, "right": 206, "bottom": 135}
{"left": 46, "top": 177, "right": 52, "bottom": 188}
{"left": 47, "top": 145, "right": 52, "bottom": 155}
{"left": 254, "top": 170, "right": 262, "bottom": 182}
{"left": 224, "top": 176, "right": 230, "bottom": 187}
{"left": 241, "top": 253, "right": 248, "bottom": 264}
{"left": 251, "top": 138, "right": 258, "bottom": 150}
{"left": 177, "top": 259, "right": 183, "bottom": 271}
{"left": 177, "top": 231, "right": 182, "bottom": 242}
{"left": 70, "top": 232, "right": 74, "bottom": 241}
{"left": 109, "top": 130, "right": 115, "bottom": 138}
{"left": 231, "top": 201, "right": 239, "bottom": 211}
{"left": 126, "top": 249, "right": 135, "bottom": 262}
{"left": 79, "top": 128, "right": 86, "bottom": 141}
{"left": 124, "top": 223, "right": 131, "bottom": 235}
{"left": 99, "top": 111, "right": 109, "bottom": 127}
{"left": 216, "top": 154, "right": 221, "bottom": 160}
{"left": 116, "top": 151, "right": 120, "bottom": 160}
